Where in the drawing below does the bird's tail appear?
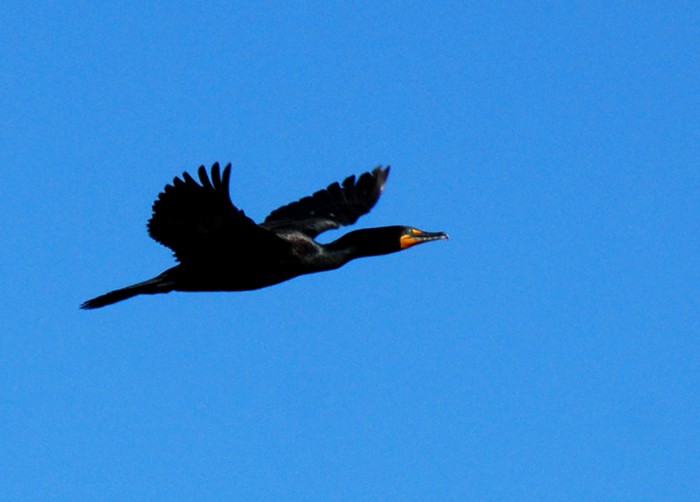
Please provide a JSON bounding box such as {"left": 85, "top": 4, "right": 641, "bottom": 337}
{"left": 80, "top": 272, "right": 175, "bottom": 309}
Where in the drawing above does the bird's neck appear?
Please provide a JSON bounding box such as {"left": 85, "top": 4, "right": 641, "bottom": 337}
{"left": 324, "top": 228, "right": 397, "bottom": 262}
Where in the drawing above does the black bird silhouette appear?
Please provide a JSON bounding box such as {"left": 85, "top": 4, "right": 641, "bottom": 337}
{"left": 81, "top": 163, "right": 447, "bottom": 309}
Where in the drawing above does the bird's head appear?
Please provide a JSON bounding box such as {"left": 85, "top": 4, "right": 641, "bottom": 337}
{"left": 326, "top": 225, "right": 448, "bottom": 259}
{"left": 397, "top": 226, "right": 449, "bottom": 250}
{"left": 352, "top": 225, "right": 448, "bottom": 254}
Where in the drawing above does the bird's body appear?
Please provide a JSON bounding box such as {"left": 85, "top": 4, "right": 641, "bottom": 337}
{"left": 81, "top": 163, "right": 447, "bottom": 309}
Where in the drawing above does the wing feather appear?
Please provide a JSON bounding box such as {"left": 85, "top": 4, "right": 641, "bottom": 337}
{"left": 148, "top": 162, "right": 289, "bottom": 263}
{"left": 262, "top": 166, "right": 390, "bottom": 237}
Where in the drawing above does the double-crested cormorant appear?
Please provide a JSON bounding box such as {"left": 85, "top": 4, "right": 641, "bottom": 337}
{"left": 81, "top": 163, "right": 447, "bottom": 309}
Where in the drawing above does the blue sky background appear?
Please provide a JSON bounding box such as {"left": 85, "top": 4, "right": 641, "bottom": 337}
{"left": 2, "top": 2, "right": 699, "bottom": 500}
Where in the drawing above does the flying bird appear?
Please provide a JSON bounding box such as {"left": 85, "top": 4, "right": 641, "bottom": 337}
{"left": 81, "top": 163, "right": 447, "bottom": 309}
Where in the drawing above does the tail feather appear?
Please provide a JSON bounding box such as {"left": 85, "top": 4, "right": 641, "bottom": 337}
{"left": 81, "top": 274, "right": 173, "bottom": 309}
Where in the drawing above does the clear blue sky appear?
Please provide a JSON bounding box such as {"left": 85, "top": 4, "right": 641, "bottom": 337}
{"left": 2, "top": 2, "right": 699, "bottom": 500}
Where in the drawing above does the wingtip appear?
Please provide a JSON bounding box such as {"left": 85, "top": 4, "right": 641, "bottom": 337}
{"left": 221, "top": 163, "right": 232, "bottom": 190}
{"left": 373, "top": 165, "right": 390, "bottom": 181}
{"left": 374, "top": 165, "right": 390, "bottom": 191}
{"left": 198, "top": 164, "right": 213, "bottom": 188}
{"left": 204, "top": 162, "right": 232, "bottom": 189}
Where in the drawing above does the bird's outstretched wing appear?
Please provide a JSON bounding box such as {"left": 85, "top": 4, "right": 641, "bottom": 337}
{"left": 261, "top": 166, "right": 390, "bottom": 238}
{"left": 148, "top": 162, "right": 290, "bottom": 264}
